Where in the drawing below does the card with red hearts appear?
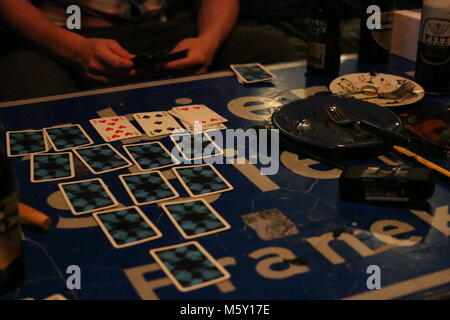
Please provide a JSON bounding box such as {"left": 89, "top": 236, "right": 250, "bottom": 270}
{"left": 169, "top": 105, "right": 227, "bottom": 126}
{"left": 89, "top": 116, "right": 142, "bottom": 142}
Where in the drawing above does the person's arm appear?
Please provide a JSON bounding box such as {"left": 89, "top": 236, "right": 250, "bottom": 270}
{"left": 0, "top": 0, "right": 136, "bottom": 83}
{"left": 164, "top": 0, "right": 239, "bottom": 73}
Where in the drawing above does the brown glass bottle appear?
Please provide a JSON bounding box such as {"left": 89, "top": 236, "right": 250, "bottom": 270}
{"left": 359, "top": 0, "right": 395, "bottom": 64}
{"left": 306, "top": 0, "right": 342, "bottom": 76}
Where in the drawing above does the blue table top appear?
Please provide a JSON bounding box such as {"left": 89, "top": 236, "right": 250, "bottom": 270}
{"left": 1, "top": 54, "right": 449, "bottom": 300}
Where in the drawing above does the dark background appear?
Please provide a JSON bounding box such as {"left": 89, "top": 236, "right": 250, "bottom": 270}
{"left": 167, "top": 0, "right": 423, "bottom": 58}
{"left": 0, "top": 0, "right": 423, "bottom": 60}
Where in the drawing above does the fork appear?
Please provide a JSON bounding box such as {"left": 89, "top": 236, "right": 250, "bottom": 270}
{"left": 334, "top": 85, "right": 379, "bottom": 97}
{"left": 325, "top": 104, "right": 411, "bottom": 144}
{"left": 361, "top": 82, "right": 416, "bottom": 100}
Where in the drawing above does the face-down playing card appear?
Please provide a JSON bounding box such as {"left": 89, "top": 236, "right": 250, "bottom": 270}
{"left": 123, "top": 141, "right": 180, "bottom": 171}
{"left": 58, "top": 178, "right": 118, "bottom": 215}
{"left": 133, "top": 111, "right": 184, "bottom": 137}
{"left": 73, "top": 143, "right": 132, "bottom": 174}
{"left": 172, "top": 164, "right": 233, "bottom": 197}
{"left": 230, "top": 63, "right": 275, "bottom": 83}
{"left": 161, "top": 199, "right": 230, "bottom": 239}
{"left": 6, "top": 130, "right": 50, "bottom": 157}
{"left": 44, "top": 124, "right": 93, "bottom": 151}
{"left": 170, "top": 132, "right": 223, "bottom": 161}
{"left": 149, "top": 241, "right": 231, "bottom": 292}
{"left": 93, "top": 206, "right": 162, "bottom": 249}
{"left": 90, "top": 116, "right": 142, "bottom": 142}
{"left": 119, "top": 170, "right": 179, "bottom": 205}
{"left": 30, "top": 152, "right": 75, "bottom": 183}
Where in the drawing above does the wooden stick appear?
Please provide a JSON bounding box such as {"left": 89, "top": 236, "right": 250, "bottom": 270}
{"left": 393, "top": 145, "right": 450, "bottom": 179}
{"left": 19, "top": 203, "right": 52, "bottom": 231}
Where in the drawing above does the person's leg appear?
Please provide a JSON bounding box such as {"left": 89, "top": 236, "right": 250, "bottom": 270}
{"left": 0, "top": 49, "right": 79, "bottom": 102}
{"left": 0, "top": 22, "right": 196, "bottom": 102}
{"left": 211, "top": 26, "right": 300, "bottom": 70}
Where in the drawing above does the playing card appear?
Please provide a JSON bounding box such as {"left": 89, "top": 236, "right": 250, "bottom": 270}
{"left": 180, "top": 119, "right": 227, "bottom": 133}
{"left": 149, "top": 241, "right": 230, "bottom": 292}
{"left": 161, "top": 199, "right": 230, "bottom": 239}
{"left": 73, "top": 143, "right": 132, "bottom": 174}
{"left": 90, "top": 116, "right": 142, "bottom": 142}
{"left": 6, "top": 130, "right": 49, "bottom": 157}
{"left": 169, "top": 105, "right": 227, "bottom": 126}
{"left": 93, "top": 206, "right": 162, "bottom": 249}
{"left": 58, "top": 178, "right": 118, "bottom": 215}
{"left": 133, "top": 111, "right": 184, "bottom": 137}
{"left": 30, "top": 152, "right": 75, "bottom": 183}
{"left": 123, "top": 141, "right": 180, "bottom": 171}
{"left": 172, "top": 164, "right": 233, "bottom": 197}
{"left": 44, "top": 124, "right": 93, "bottom": 151}
{"left": 230, "top": 63, "right": 275, "bottom": 83}
{"left": 170, "top": 132, "right": 223, "bottom": 161}
{"left": 119, "top": 170, "right": 179, "bottom": 205}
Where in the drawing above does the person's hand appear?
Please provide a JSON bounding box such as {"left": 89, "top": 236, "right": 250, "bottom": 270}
{"left": 71, "top": 38, "right": 137, "bottom": 83}
{"left": 163, "top": 37, "right": 217, "bottom": 74}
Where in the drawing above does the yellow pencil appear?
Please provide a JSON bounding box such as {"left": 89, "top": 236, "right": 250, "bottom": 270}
{"left": 393, "top": 145, "right": 450, "bottom": 179}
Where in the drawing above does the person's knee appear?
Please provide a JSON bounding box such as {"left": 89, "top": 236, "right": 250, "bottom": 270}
{"left": 1, "top": 49, "right": 71, "bottom": 76}
{"left": 216, "top": 26, "right": 300, "bottom": 67}
{"left": 0, "top": 49, "right": 78, "bottom": 101}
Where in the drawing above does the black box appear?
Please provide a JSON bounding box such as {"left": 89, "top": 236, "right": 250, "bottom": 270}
{"left": 339, "top": 165, "right": 435, "bottom": 203}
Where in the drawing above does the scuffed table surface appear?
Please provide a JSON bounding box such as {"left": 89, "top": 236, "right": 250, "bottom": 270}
{"left": 1, "top": 55, "right": 449, "bottom": 300}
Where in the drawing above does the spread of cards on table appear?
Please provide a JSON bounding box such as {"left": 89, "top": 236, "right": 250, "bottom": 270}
{"left": 4, "top": 104, "right": 234, "bottom": 293}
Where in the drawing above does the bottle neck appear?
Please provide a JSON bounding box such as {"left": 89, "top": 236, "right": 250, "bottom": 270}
{"left": 0, "top": 152, "right": 16, "bottom": 199}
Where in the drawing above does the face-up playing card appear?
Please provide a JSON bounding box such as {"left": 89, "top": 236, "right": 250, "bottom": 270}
{"left": 169, "top": 105, "right": 227, "bottom": 126}
{"left": 149, "top": 241, "right": 230, "bottom": 292}
{"left": 73, "top": 143, "right": 132, "bottom": 174}
{"left": 119, "top": 170, "right": 179, "bottom": 205}
{"left": 123, "top": 141, "right": 180, "bottom": 171}
{"left": 170, "top": 132, "right": 223, "bottom": 161}
{"left": 6, "top": 130, "right": 49, "bottom": 157}
{"left": 30, "top": 152, "right": 75, "bottom": 183}
{"left": 133, "top": 111, "right": 184, "bottom": 137}
{"left": 161, "top": 199, "right": 230, "bottom": 239}
{"left": 58, "top": 178, "right": 118, "bottom": 215}
{"left": 90, "top": 116, "right": 142, "bottom": 142}
{"left": 172, "top": 164, "right": 233, "bottom": 197}
{"left": 93, "top": 206, "right": 162, "bottom": 249}
{"left": 44, "top": 124, "right": 93, "bottom": 151}
{"left": 230, "top": 63, "right": 275, "bottom": 84}
{"left": 180, "top": 119, "right": 227, "bottom": 133}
